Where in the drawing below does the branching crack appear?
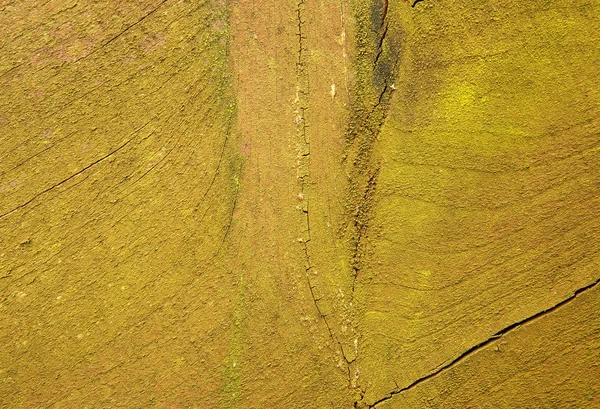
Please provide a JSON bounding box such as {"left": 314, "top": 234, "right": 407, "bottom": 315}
{"left": 367, "top": 277, "right": 600, "bottom": 407}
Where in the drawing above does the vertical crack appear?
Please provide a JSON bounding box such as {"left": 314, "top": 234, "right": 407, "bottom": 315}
{"left": 345, "top": 0, "right": 400, "bottom": 301}
{"left": 350, "top": 166, "right": 380, "bottom": 294}
{"left": 294, "top": 0, "right": 359, "bottom": 396}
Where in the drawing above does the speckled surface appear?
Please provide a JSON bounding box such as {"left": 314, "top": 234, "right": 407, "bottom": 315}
{"left": 1, "top": 0, "right": 599, "bottom": 408}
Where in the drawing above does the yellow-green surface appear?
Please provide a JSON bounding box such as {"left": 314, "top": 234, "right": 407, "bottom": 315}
{"left": 1, "top": 0, "right": 599, "bottom": 408}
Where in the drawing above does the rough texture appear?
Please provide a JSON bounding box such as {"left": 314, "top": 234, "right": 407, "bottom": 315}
{"left": 1, "top": 0, "right": 599, "bottom": 408}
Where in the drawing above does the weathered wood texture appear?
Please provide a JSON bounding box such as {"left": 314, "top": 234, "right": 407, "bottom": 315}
{"left": 1, "top": 0, "right": 598, "bottom": 408}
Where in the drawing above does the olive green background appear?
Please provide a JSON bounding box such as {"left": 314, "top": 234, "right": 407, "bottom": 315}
{"left": 1, "top": 0, "right": 599, "bottom": 408}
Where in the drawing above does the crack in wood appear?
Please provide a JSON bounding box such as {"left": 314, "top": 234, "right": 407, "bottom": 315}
{"left": 368, "top": 277, "right": 600, "bottom": 407}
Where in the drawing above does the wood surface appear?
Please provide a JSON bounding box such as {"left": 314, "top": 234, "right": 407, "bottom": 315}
{"left": 1, "top": 0, "right": 599, "bottom": 407}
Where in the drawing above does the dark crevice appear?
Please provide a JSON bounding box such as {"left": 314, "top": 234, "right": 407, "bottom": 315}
{"left": 368, "top": 277, "right": 600, "bottom": 407}
{"left": 344, "top": 3, "right": 404, "bottom": 404}
{"left": 381, "top": 0, "right": 389, "bottom": 27}
{"left": 373, "top": 24, "right": 388, "bottom": 69}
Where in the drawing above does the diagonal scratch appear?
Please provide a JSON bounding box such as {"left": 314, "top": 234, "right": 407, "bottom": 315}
{"left": 0, "top": 120, "right": 152, "bottom": 220}
{"left": 72, "top": 0, "right": 169, "bottom": 64}
{"left": 368, "top": 276, "right": 600, "bottom": 407}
